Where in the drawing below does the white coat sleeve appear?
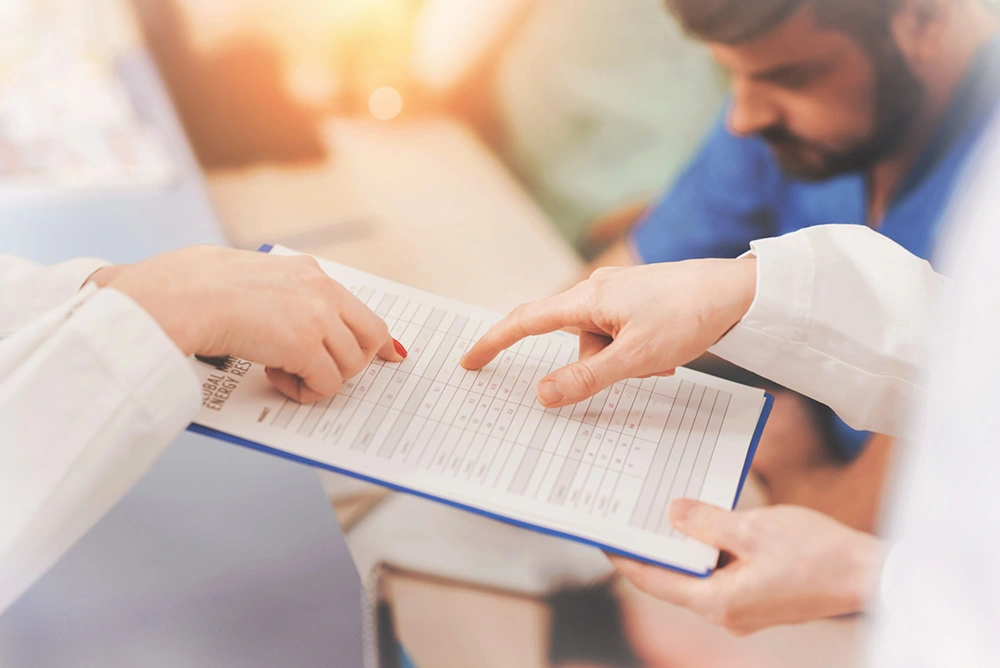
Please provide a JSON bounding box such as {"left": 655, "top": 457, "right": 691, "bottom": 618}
{"left": 709, "top": 224, "right": 945, "bottom": 437}
{"left": 0, "top": 264, "right": 200, "bottom": 615}
{"left": 0, "top": 255, "right": 111, "bottom": 337}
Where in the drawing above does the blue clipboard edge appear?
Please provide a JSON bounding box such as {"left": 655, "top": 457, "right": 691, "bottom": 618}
{"left": 187, "top": 394, "right": 771, "bottom": 579}
{"left": 735, "top": 392, "right": 773, "bottom": 505}
{"left": 232, "top": 242, "right": 774, "bottom": 577}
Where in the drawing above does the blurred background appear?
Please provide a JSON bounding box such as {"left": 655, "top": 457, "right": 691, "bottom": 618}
{"left": 145, "top": 0, "right": 726, "bottom": 254}
{"left": 1, "top": 0, "right": 725, "bottom": 255}
{"left": 0, "top": 1, "right": 862, "bottom": 666}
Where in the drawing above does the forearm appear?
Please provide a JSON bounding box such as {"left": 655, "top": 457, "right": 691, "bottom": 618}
{"left": 831, "top": 529, "right": 885, "bottom": 618}
{"left": 0, "top": 286, "right": 199, "bottom": 614}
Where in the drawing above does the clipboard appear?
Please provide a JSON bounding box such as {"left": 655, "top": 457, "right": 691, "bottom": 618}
{"left": 187, "top": 244, "right": 774, "bottom": 578}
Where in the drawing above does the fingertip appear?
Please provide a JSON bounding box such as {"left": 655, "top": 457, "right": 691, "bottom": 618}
{"left": 375, "top": 336, "right": 405, "bottom": 363}
{"left": 536, "top": 379, "right": 564, "bottom": 406}
{"left": 459, "top": 345, "right": 494, "bottom": 371}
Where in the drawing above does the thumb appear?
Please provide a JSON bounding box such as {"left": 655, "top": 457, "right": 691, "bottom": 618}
{"left": 536, "top": 343, "right": 636, "bottom": 407}
{"left": 669, "top": 499, "right": 748, "bottom": 555}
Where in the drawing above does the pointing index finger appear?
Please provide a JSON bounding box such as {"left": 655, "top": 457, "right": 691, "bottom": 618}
{"left": 460, "top": 292, "right": 583, "bottom": 370}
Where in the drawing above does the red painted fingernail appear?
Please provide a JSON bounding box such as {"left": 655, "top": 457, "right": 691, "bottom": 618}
{"left": 393, "top": 338, "right": 408, "bottom": 358}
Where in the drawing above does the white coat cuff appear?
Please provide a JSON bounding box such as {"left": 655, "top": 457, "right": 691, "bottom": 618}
{"left": 709, "top": 233, "right": 814, "bottom": 369}
{"left": 69, "top": 287, "right": 201, "bottom": 435}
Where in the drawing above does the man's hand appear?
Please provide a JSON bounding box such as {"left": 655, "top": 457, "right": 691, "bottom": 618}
{"left": 95, "top": 246, "right": 404, "bottom": 404}
{"left": 611, "top": 500, "right": 882, "bottom": 636}
{"left": 461, "top": 258, "right": 757, "bottom": 408}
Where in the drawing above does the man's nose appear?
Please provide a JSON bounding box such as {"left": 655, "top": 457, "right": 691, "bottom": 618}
{"left": 726, "top": 82, "right": 781, "bottom": 137}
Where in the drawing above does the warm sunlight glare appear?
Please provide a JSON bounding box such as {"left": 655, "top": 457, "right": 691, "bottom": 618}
{"left": 368, "top": 86, "right": 403, "bottom": 120}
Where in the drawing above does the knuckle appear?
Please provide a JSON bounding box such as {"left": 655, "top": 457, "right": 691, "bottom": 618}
{"left": 296, "top": 258, "right": 329, "bottom": 286}
{"left": 287, "top": 348, "right": 312, "bottom": 377}
{"left": 577, "top": 277, "right": 600, "bottom": 300}
{"left": 342, "top": 359, "right": 366, "bottom": 379}
{"left": 728, "top": 624, "right": 753, "bottom": 638}
{"left": 508, "top": 304, "right": 533, "bottom": 338}
{"left": 585, "top": 267, "right": 623, "bottom": 304}
{"left": 568, "top": 362, "right": 600, "bottom": 394}
{"left": 509, "top": 303, "right": 530, "bottom": 323}
{"left": 736, "top": 512, "right": 762, "bottom": 550}
{"left": 588, "top": 265, "right": 618, "bottom": 282}
{"left": 297, "top": 254, "right": 321, "bottom": 268}
{"left": 702, "top": 606, "right": 724, "bottom": 627}
{"left": 311, "top": 270, "right": 334, "bottom": 291}
{"left": 344, "top": 346, "right": 369, "bottom": 376}
{"left": 306, "top": 299, "right": 329, "bottom": 333}
{"left": 720, "top": 605, "right": 743, "bottom": 629}
{"left": 615, "top": 339, "right": 648, "bottom": 368}
{"left": 701, "top": 595, "right": 731, "bottom": 627}
{"left": 370, "top": 320, "right": 391, "bottom": 345}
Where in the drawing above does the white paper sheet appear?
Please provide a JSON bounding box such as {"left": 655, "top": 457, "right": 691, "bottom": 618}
{"left": 191, "top": 246, "right": 769, "bottom": 575}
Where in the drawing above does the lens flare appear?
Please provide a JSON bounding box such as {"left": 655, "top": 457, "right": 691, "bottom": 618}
{"left": 368, "top": 86, "right": 403, "bottom": 120}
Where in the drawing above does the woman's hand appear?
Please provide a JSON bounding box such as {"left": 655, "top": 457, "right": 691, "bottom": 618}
{"left": 92, "top": 246, "right": 405, "bottom": 404}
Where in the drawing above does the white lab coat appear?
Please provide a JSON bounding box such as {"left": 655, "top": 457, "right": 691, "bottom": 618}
{"left": 0, "top": 258, "right": 199, "bottom": 615}
{"left": 709, "top": 130, "right": 1000, "bottom": 662}
{"left": 863, "top": 117, "right": 1000, "bottom": 665}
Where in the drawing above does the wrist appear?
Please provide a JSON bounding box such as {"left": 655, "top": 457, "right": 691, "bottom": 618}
{"left": 734, "top": 256, "right": 757, "bottom": 320}
{"left": 105, "top": 276, "right": 204, "bottom": 357}
{"left": 835, "top": 531, "right": 884, "bottom": 616}
{"left": 157, "top": 318, "right": 203, "bottom": 358}
{"left": 719, "top": 256, "right": 757, "bottom": 336}
{"left": 83, "top": 264, "right": 126, "bottom": 289}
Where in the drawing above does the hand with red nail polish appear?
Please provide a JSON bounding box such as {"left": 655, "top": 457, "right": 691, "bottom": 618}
{"left": 102, "top": 246, "right": 404, "bottom": 404}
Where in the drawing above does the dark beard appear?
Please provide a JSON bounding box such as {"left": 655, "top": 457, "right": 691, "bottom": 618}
{"left": 761, "top": 38, "right": 926, "bottom": 181}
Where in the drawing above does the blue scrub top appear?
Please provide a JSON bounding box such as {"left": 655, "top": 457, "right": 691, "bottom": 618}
{"left": 630, "top": 37, "right": 1000, "bottom": 460}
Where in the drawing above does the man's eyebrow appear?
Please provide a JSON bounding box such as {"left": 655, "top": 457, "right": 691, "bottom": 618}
{"left": 748, "top": 62, "right": 816, "bottom": 83}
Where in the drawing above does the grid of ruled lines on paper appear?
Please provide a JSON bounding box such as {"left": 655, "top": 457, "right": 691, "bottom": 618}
{"left": 267, "top": 286, "right": 733, "bottom": 538}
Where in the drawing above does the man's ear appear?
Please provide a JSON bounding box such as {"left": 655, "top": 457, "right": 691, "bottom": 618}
{"left": 891, "top": 0, "right": 951, "bottom": 63}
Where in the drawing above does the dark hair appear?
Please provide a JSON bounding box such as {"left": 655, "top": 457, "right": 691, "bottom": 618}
{"left": 665, "top": 0, "right": 905, "bottom": 47}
